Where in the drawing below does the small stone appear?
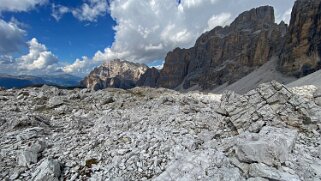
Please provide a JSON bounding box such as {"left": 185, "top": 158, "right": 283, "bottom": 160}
{"left": 32, "top": 158, "right": 61, "bottom": 181}
{"left": 18, "top": 150, "right": 38, "bottom": 167}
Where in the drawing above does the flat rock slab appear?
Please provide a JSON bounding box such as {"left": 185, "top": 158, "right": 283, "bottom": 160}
{"left": 32, "top": 158, "right": 61, "bottom": 181}
{"left": 236, "top": 126, "right": 298, "bottom": 166}
{"left": 249, "top": 163, "right": 300, "bottom": 181}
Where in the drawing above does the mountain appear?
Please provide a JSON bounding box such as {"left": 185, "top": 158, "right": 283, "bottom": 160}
{"left": 0, "top": 74, "right": 82, "bottom": 89}
{"left": 81, "top": 59, "right": 148, "bottom": 90}
{"left": 157, "top": 6, "right": 287, "bottom": 90}
{"left": 279, "top": 0, "right": 321, "bottom": 77}
{"left": 83, "top": 0, "right": 321, "bottom": 92}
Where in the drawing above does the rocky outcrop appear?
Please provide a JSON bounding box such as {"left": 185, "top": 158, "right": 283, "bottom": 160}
{"left": 81, "top": 59, "right": 148, "bottom": 90}
{"left": 279, "top": 0, "right": 321, "bottom": 77}
{"left": 136, "top": 67, "right": 160, "bottom": 87}
{"left": 1, "top": 82, "right": 321, "bottom": 180}
{"left": 158, "top": 6, "right": 287, "bottom": 90}
{"left": 157, "top": 48, "right": 193, "bottom": 89}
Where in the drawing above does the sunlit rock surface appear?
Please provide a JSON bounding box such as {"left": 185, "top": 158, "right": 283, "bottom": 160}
{"left": 1, "top": 82, "right": 321, "bottom": 180}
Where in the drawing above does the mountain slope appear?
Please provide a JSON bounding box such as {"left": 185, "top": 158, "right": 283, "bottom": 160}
{"left": 288, "top": 68, "right": 321, "bottom": 88}
{"left": 212, "top": 57, "right": 297, "bottom": 94}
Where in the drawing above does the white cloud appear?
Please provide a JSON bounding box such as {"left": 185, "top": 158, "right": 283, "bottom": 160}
{"left": 0, "top": 55, "right": 14, "bottom": 64}
{"left": 18, "top": 38, "right": 59, "bottom": 71}
{"left": 0, "top": 0, "right": 48, "bottom": 12}
{"left": 93, "top": 0, "right": 230, "bottom": 64}
{"left": 277, "top": 8, "right": 292, "bottom": 24}
{"left": 63, "top": 56, "right": 100, "bottom": 75}
{"left": 0, "top": 19, "right": 25, "bottom": 55}
{"left": 51, "top": 4, "right": 70, "bottom": 21}
{"left": 52, "top": 0, "right": 108, "bottom": 22}
{"left": 206, "top": 13, "right": 232, "bottom": 31}
{"left": 72, "top": 0, "right": 108, "bottom": 22}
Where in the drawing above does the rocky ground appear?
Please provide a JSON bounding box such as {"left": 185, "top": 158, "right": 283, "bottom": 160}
{"left": 1, "top": 81, "right": 321, "bottom": 181}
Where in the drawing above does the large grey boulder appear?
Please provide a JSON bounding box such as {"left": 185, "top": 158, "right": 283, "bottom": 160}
{"left": 18, "top": 140, "right": 46, "bottom": 167}
{"left": 236, "top": 127, "right": 298, "bottom": 166}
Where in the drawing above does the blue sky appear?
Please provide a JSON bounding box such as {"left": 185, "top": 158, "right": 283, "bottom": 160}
{"left": 0, "top": 0, "right": 295, "bottom": 77}
{"left": 1, "top": 0, "right": 115, "bottom": 62}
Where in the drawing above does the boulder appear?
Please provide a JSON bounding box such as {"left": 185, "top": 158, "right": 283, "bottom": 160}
{"left": 249, "top": 163, "right": 300, "bottom": 181}
{"left": 32, "top": 158, "right": 61, "bottom": 181}
{"left": 18, "top": 140, "right": 46, "bottom": 167}
{"left": 236, "top": 127, "right": 298, "bottom": 166}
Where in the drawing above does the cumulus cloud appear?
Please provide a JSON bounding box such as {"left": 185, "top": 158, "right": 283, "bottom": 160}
{"left": 72, "top": 0, "right": 108, "bottom": 22}
{"left": 0, "top": 19, "right": 25, "bottom": 55}
{"left": 63, "top": 56, "right": 101, "bottom": 75}
{"left": 206, "top": 13, "right": 232, "bottom": 31}
{"left": 91, "top": 0, "right": 295, "bottom": 65}
{"left": 18, "top": 38, "right": 60, "bottom": 72}
{"left": 51, "top": 0, "right": 108, "bottom": 22}
{"left": 0, "top": 0, "right": 48, "bottom": 12}
{"left": 91, "top": 0, "right": 227, "bottom": 64}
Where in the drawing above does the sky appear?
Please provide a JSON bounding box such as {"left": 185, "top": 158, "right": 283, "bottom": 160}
{"left": 0, "top": 0, "right": 295, "bottom": 77}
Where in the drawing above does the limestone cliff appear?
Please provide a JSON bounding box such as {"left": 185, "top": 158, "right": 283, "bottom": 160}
{"left": 279, "top": 0, "right": 321, "bottom": 77}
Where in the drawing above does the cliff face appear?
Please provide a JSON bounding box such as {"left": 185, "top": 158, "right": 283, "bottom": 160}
{"left": 81, "top": 59, "right": 148, "bottom": 90}
{"left": 157, "top": 48, "right": 193, "bottom": 89}
{"left": 136, "top": 67, "right": 160, "bottom": 87}
{"left": 158, "top": 6, "right": 287, "bottom": 90}
{"left": 279, "top": 0, "right": 321, "bottom": 77}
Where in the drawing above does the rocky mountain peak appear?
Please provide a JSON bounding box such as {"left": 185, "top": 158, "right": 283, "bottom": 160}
{"left": 81, "top": 59, "right": 148, "bottom": 90}
{"left": 157, "top": 5, "right": 285, "bottom": 90}
{"left": 230, "top": 6, "right": 275, "bottom": 30}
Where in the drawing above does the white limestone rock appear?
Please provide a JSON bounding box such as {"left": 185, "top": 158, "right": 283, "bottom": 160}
{"left": 249, "top": 163, "right": 300, "bottom": 181}
{"left": 32, "top": 158, "right": 61, "bottom": 181}
{"left": 236, "top": 127, "right": 298, "bottom": 166}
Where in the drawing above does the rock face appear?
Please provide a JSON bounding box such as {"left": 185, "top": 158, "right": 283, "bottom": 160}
{"left": 136, "top": 67, "right": 160, "bottom": 87}
{"left": 1, "top": 82, "right": 321, "bottom": 180}
{"left": 279, "top": 0, "right": 321, "bottom": 77}
{"left": 81, "top": 59, "right": 148, "bottom": 90}
{"left": 158, "top": 6, "right": 287, "bottom": 90}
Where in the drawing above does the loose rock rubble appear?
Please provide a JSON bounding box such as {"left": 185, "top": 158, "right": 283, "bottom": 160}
{"left": 0, "top": 81, "right": 321, "bottom": 181}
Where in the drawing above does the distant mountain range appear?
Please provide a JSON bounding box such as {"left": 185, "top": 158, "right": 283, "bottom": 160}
{"left": 0, "top": 74, "right": 82, "bottom": 89}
